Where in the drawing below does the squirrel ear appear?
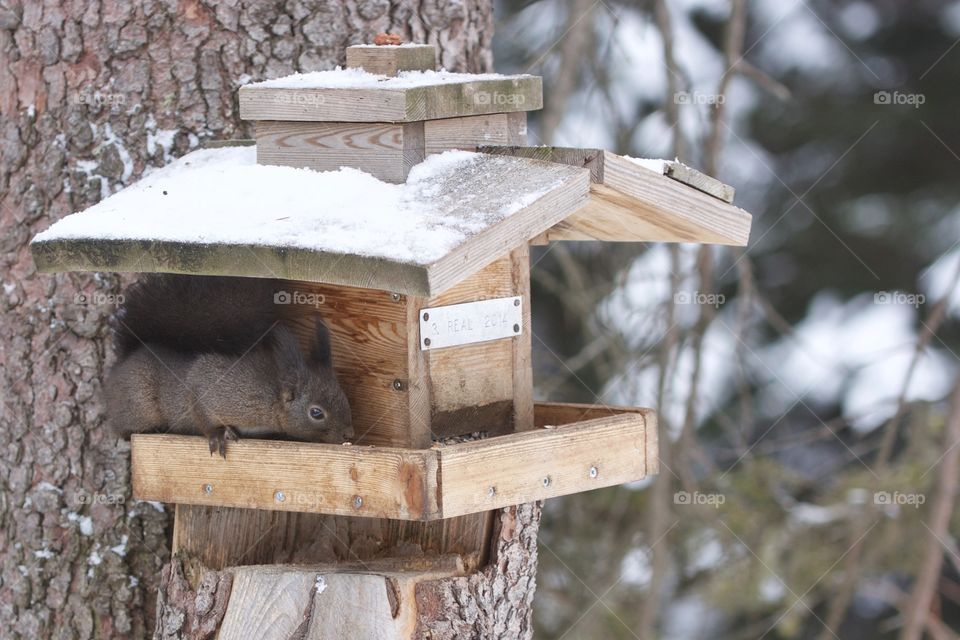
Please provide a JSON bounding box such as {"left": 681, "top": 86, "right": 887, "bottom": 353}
{"left": 309, "top": 319, "right": 333, "bottom": 368}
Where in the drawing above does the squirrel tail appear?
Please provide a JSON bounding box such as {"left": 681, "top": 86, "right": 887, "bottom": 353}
{"left": 111, "top": 274, "right": 284, "bottom": 358}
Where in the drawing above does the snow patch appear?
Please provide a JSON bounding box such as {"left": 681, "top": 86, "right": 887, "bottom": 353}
{"left": 248, "top": 67, "right": 530, "bottom": 90}
{"left": 34, "top": 148, "right": 560, "bottom": 267}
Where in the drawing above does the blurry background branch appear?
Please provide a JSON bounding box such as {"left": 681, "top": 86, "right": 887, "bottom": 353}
{"left": 494, "top": 0, "right": 960, "bottom": 637}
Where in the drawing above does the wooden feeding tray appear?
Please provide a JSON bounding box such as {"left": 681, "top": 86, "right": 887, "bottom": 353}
{"left": 130, "top": 402, "right": 657, "bottom": 521}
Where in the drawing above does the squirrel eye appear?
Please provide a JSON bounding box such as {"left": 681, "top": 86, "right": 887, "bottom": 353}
{"left": 309, "top": 407, "right": 325, "bottom": 421}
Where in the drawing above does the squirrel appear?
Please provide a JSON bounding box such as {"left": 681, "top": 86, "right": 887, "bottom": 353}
{"left": 104, "top": 274, "right": 354, "bottom": 456}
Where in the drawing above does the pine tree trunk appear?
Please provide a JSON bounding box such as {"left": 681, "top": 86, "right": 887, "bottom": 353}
{"left": 0, "top": 2, "right": 534, "bottom": 639}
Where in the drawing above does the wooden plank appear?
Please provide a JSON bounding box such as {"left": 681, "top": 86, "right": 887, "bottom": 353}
{"left": 238, "top": 76, "right": 543, "bottom": 123}
{"left": 425, "top": 161, "right": 589, "bottom": 294}
{"left": 405, "top": 294, "right": 433, "bottom": 448}
{"left": 424, "top": 113, "right": 527, "bottom": 154}
{"left": 279, "top": 281, "right": 413, "bottom": 448}
{"left": 437, "top": 410, "right": 653, "bottom": 519}
{"left": 133, "top": 403, "right": 655, "bottom": 521}
{"left": 171, "top": 504, "right": 492, "bottom": 571}
{"left": 345, "top": 44, "right": 437, "bottom": 77}
{"left": 131, "top": 434, "right": 441, "bottom": 520}
{"left": 533, "top": 402, "right": 659, "bottom": 475}
{"left": 602, "top": 153, "right": 749, "bottom": 245}
{"left": 665, "top": 162, "right": 735, "bottom": 203}
{"left": 425, "top": 255, "right": 517, "bottom": 438}
{"left": 510, "top": 245, "right": 534, "bottom": 431}
{"left": 479, "top": 146, "right": 750, "bottom": 246}
{"left": 479, "top": 145, "right": 734, "bottom": 202}
{"left": 201, "top": 138, "right": 255, "bottom": 149}
{"left": 479, "top": 145, "right": 605, "bottom": 182}
{"left": 218, "top": 564, "right": 460, "bottom": 640}
{"left": 255, "top": 121, "right": 425, "bottom": 183}
{"left": 31, "top": 153, "right": 588, "bottom": 298}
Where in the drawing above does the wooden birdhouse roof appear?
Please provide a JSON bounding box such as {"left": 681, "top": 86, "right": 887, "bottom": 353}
{"left": 31, "top": 44, "right": 754, "bottom": 297}
{"left": 31, "top": 146, "right": 587, "bottom": 296}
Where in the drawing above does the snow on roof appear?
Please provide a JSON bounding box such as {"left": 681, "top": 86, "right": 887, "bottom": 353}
{"left": 33, "top": 147, "right": 562, "bottom": 266}
{"left": 247, "top": 67, "right": 532, "bottom": 91}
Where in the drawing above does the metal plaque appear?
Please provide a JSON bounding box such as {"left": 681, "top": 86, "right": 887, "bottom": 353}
{"left": 419, "top": 296, "right": 523, "bottom": 351}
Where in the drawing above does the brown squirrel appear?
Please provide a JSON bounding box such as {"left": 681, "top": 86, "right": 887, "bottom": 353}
{"left": 104, "top": 274, "right": 353, "bottom": 456}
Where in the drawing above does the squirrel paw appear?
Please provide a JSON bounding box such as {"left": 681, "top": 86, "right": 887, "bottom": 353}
{"left": 208, "top": 426, "right": 240, "bottom": 458}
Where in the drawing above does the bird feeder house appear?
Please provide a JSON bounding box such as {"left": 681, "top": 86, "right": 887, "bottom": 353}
{"left": 31, "top": 43, "right": 752, "bottom": 634}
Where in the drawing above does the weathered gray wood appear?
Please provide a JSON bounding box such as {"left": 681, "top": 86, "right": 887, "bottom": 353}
{"left": 201, "top": 139, "right": 256, "bottom": 149}
{"left": 424, "top": 113, "right": 527, "bottom": 154}
{"left": 478, "top": 146, "right": 750, "bottom": 245}
{"left": 130, "top": 403, "right": 656, "bottom": 520}
{"left": 664, "top": 161, "right": 735, "bottom": 203}
{"left": 239, "top": 76, "right": 543, "bottom": 123}
{"left": 346, "top": 44, "right": 437, "bottom": 76}
{"left": 479, "top": 145, "right": 734, "bottom": 201}
{"left": 31, "top": 154, "right": 588, "bottom": 296}
{"left": 255, "top": 121, "right": 425, "bottom": 183}
{"left": 479, "top": 145, "right": 605, "bottom": 182}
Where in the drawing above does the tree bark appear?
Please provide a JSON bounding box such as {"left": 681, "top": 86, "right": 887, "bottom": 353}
{"left": 0, "top": 2, "right": 495, "bottom": 638}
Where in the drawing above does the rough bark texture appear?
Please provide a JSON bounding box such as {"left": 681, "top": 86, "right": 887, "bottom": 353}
{"left": 414, "top": 503, "right": 542, "bottom": 640}
{"left": 0, "top": 2, "right": 492, "bottom": 638}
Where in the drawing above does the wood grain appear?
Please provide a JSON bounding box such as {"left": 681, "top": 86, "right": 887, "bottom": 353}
{"left": 479, "top": 146, "right": 751, "bottom": 246}
{"left": 255, "top": 121, "right": 425, "bottom": 183}
{"left": 133, "top": 402, "right": 657, "bottom": 521}
{"left": 132, "top": 434, "right": 441, "bottom": 520}
{"left": 425, "top": 255, "right": 517, "bottom": 435}
{"left": 217, "top": 563, "right": 461, "bottom": 640}
{"left": 438, "top": 410, "right": 653, "bottom": 519}
{"left": 424, "top": 113, "right": 527, "bottom": 154}
{"left": 171, "top": 504, "right": 492, "bottom": 571}
{"left": 278, "top": 281, "right": 414, "bottom": 448}
{"left": 345, "top": 44, "right": 437, "bottom": 76}
{"left": 238, "top": 76, "right": 543, "bottom": 123}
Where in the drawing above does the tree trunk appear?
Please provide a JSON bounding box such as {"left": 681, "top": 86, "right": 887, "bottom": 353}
{"left": 0, "top": 2, "right": 504, "bottom": 638}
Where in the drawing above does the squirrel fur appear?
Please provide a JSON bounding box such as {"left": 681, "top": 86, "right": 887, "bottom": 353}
{"left": 105, "top": 274, "right": 353, "bottom": 456}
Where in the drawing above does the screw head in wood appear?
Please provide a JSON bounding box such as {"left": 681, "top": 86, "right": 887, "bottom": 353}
{"left": 513, "top": 324, "right": 520, "bottom": 333}
{"left": 423, "top": 312, "right": 430, "bottom": 321}
{"left": 393, "top": 379, "right": 404, "bottom": 391}
{"left": 589, "top": 466, "right": 599, "bottom": 478}
{"left": 203, "top": 483, "right": 213, "bottom": 494}
{"left": 488, "top": 486, "right": 497, "bottom": 498}
{"left": 542, "top": 476, "right": 551, "bottom": 487}
{"left": 274, "top": 490, "right": 286, "bottom": 503}
{"left": 424, "top": 338, "right": 431, "bottom": 346}
{"left": 353, "top": 495, "right": 363, "bottom": 509}
{"left": 391, "top": 293, "right": 402, "bottom": 302}
{"left": 514, "top": 299, "right": 520, "bottom": 306}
